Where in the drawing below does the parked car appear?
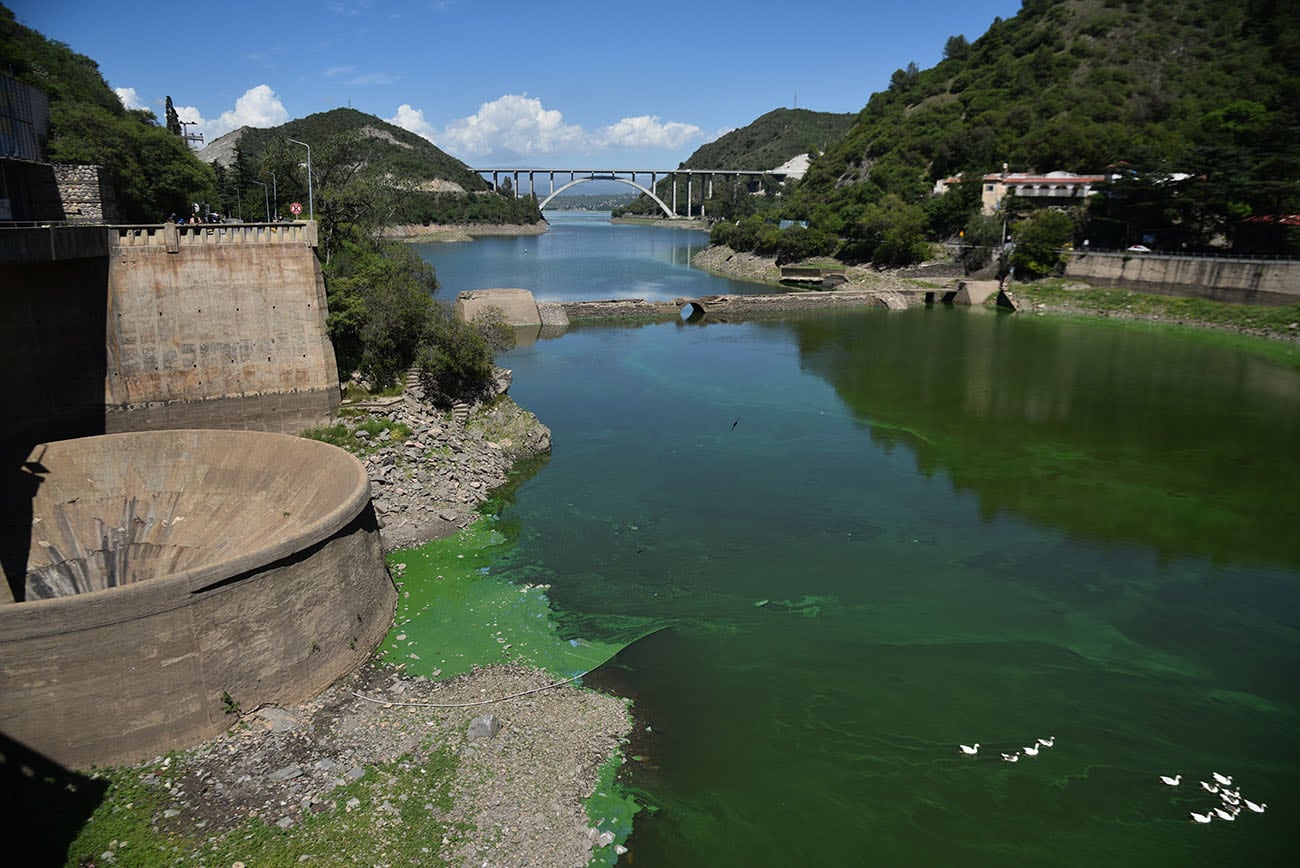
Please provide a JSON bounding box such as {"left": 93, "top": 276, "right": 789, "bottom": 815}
{"left": 1126, "top": 244, "right": 1152, "bottom": 253}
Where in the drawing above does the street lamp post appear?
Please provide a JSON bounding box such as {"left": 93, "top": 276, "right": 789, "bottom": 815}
{"left": 287, "top": 138, "right": 313, "bottom": 220}
{"left": 270, "top": 171, "right": 277, "bottom": 219}
{"left": 252, "top": 180, "right": 269, "bottom": 223}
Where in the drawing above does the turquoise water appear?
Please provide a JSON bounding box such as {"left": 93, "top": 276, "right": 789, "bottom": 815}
{"left": 411, "top": 210, "right": 770, "bottom": 301}
{"left": 414, "top": 221, "right": 1300, "bottom": 865}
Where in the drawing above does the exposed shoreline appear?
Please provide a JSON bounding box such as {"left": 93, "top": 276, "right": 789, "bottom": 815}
{"left": 693, "top": 245, "right": 1300, "bottom": 341}
{"left": 380, "top": 222, "right": 550, "bottom": 243}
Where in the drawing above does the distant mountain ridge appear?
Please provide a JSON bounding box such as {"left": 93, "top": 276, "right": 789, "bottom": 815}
{"left": 198, "top": 108, "right": 490, "bottom": 195}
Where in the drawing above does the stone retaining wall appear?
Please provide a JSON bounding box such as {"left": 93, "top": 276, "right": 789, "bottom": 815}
{"left": 1064, "top": 252, "right": 1300, "bottom": 305}
{"left": 52, "top": 164, "right": 120, "bottom": 224}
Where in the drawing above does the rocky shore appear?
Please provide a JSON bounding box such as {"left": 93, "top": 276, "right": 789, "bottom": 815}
{"left": 347, "top": 373, "right": 553, "bottom": 551}
{"left": 691, "top": 245, "right": 939, "bottom": 293}
{"left": 380, "top": 222, "right": 549, "bottom": 243}
{"left": 77, "top": 378, "right": 635, "bottom": 867}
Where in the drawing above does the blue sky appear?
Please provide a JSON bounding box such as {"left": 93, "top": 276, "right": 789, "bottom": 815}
{"left": 9, "top": 0, "right": 1024, "bottom": 168}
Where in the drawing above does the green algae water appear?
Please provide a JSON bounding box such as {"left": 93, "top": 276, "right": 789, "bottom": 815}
{"left": 415, "top": 216, "right": 1300, "bottom": 865}
{"left": 464, "top": 305, "right": 1299, "bottom": 867}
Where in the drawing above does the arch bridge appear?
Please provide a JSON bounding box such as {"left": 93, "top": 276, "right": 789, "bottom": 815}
{"left": 472, "top": 168, "right": 789, "bottom": 219}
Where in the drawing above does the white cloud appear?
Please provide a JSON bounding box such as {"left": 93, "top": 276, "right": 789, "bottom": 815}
{"left": 435, "top": 94, "right": 586, "bottom": 160}
{"left": 388, "top": 95, "right": 706, "bottom": 162}
{"left": 389, "top": 104, "right": 437, "bottom": 140}
{"left": 114, "top": 87, "right": 145, "bottom": 110}
{"left": 185, "top": 85, "right": 290, "bottom": 140}
{"left": 595, "top": 115, "right": 704, "bottom": 150}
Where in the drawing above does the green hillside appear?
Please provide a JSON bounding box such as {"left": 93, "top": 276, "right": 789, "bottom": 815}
{"left": 792, "top": 0, "right": 1300, "bottom": 254}
{"left": 215, "top": 108, "right": 489, "bottom": 196}
{"left": 207, "top": 108, "right": 541, "bottom": 227}
{"left": 681, "top": 108, "right": 854, "bottom": 171}
{"left": 614, "top": 107, "right": 853, "bottom": 217}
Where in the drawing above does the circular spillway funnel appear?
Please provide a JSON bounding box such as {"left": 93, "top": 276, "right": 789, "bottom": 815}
{"left": 0, "top": 430, "right": 396, "bottom": 768}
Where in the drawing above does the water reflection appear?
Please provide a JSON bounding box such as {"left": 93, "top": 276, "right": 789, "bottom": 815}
{"left": 790, "top": 307, "right": 1300, "bottom": 567}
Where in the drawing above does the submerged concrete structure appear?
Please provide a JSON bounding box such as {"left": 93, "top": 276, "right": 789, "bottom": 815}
{"left": 0, "top": 430, "right": 395, "bottom": 768}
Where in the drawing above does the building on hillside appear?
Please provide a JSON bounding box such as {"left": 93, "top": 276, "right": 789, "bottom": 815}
{"left": 932, "top": 173, "right": 964, "bottom": 196}
{"left": 980, "top": 169, "right": 1109, "bottom": 216}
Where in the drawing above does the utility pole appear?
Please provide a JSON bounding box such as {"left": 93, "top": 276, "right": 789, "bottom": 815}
{"left": 287, "top": 139, "right": 313, "bottom": 221}
{"left": 178, "top": 119, "right": 205, "bottom": 149}
{"left": 252, "top": 180, "right": 269, "bottom": 223}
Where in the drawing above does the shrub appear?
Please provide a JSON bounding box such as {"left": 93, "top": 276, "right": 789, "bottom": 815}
{"left": 1010, "top": 209, "right": 1074, "bottom": 278}
{"left": 416, "top": 305, "right": 514, "bottom": 406}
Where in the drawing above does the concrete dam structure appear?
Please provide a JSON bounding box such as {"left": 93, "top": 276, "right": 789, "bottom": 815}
{"left": 0, "top": 429, "right": 396, "bottom": 768}
{"left": 0, "top": 223, "right": 390, "bottom": 769}
{"left": 0, "top": 221, "right": 340, "bottom": 447}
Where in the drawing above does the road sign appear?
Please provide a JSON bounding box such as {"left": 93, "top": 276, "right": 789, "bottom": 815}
{"left": 290, "top": 201, "right": 303, "bottom": 215}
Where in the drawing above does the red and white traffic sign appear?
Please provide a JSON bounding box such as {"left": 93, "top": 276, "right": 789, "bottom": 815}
{"left": 290, "top": 201, "right": 303, "bottom": 215}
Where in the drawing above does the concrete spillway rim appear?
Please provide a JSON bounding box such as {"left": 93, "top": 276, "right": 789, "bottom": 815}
{"left": 9, "top": 429, "right": 373, "bottom": 618}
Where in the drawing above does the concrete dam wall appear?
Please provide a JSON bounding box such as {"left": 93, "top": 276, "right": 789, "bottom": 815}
{"left": 0, "top": 222, "right": 339, "bottom": 447}
{"left": 1064, "top": 252, "right": 1300, "bottom": 305}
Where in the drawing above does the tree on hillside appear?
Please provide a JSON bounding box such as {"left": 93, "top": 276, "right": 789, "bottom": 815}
{"left": 325, "top": 236, "right": 437, "bottom": 390}
{"left": 1010, "top": 209, "right": 1075, "bottom": 278}
{"left": 0, "top": 7, "right": 214, "bottom": 221}
{"left": 842, "top": 194, "right": 930, "bottom": 266}
{"left": 164, "top": 96, "right": 181, "bottom": 136}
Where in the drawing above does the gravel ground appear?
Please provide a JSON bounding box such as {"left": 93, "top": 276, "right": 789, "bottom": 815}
{"left": 141, "top": 663, "right": 631, "bottom": 867}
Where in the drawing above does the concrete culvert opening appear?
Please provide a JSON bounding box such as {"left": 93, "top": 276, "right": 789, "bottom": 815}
{"left": 0, "top": 429, "right": 396, "bottom": 767}
{"left": 680, "top": 301, "right": 706, "bottom": 323}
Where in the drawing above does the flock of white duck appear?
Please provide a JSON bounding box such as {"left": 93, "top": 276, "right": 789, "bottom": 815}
{"left": 957, "top": 736, "right": 1055, "bottom": 762}
{"left": 1160, "top": 771, "right": 1268, "bottom": 825}
{"left": 958, "top": 741, "right": 1269, "bottom": 826}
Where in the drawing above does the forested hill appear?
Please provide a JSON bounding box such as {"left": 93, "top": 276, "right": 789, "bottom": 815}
{"left": 0, "top": 3, "right": 213, "bottom": 222}
{"left": 795, "top": 0, "right": 1300, "bottom": 235}
{"left": 614, "top": 107, "right": 853, "bottom": 216}
{"left": 201, "top": 108, "right": 540, "bottom": 227}
{"left": 681, "top": 108, "right": 855, "bottom": 170}
{"left": 200, "top": 109, "right": 489, "bottom": 195}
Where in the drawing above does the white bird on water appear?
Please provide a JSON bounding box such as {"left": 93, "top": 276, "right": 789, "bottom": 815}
{"left": 1200, "top": 781, "right": 1219, "bottom": 794}
{"left": 1212, "top": 772, "right": 1233, "bottom": 786}
{"left": 1244, "top": 799, "right": 1267, "bottom": 814}
{"left": 1001, "top": 752, "right": 1020, "bottom": 763}
{"left": 1189, "top": 811, "right": 1214, "bottom": 824}
{"left": 959, "top": 743, "right": 980, "bottom": 756}
{"left": 1159, "top": 774, "right": 1182, "bottom": 787}
{"left": 1022, "top": 744, "right": 1041, "bottom": 757}
{"left": 1213, "top": 807, "right": 1238, "bottom": 822}
{"left": 1036, "top": 736, "right": 1055, "bottom": 748}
